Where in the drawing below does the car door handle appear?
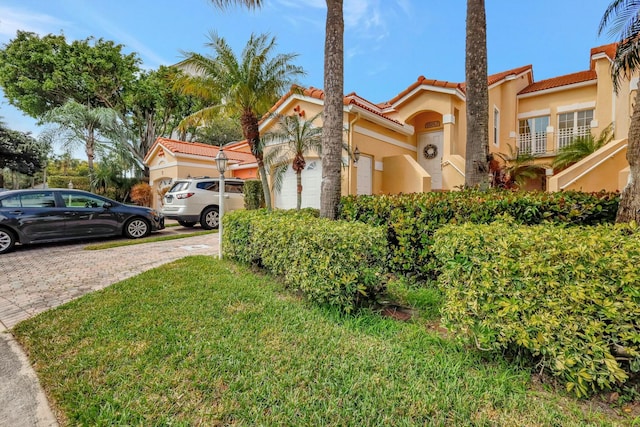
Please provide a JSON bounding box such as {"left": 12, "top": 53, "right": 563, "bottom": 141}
{"left": 9, "top": 210, "right": 23, "bottom": 215}
{"left": 64, "top": 211, "right": 78, "bottom": 215}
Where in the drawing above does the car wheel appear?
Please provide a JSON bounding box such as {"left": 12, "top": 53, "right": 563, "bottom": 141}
{"left": 200, "top": 207, "right": 220, "bottom": 230}
{"left": 177, "top": 220, "right": 197, "bottom": 228}
{"left": 0, "top": 229, "right": 16, "bottom": 254}
{"left": 124, "top": 218, "right": 150, "bottom": 239}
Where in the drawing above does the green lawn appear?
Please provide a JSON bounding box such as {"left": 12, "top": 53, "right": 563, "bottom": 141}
{"left": 13, "top": 257, "right": 631, "bottom": 426}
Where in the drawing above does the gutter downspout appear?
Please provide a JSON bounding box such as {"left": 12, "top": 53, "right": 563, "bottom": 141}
{"left": 348, "top": 112, "right": 361, "bottom": 195}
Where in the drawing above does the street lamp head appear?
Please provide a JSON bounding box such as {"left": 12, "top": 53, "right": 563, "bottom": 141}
{"left": 215, "top": 148, "right": 229, "bottom": 175}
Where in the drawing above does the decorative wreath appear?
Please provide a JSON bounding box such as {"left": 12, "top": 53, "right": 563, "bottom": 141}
{"left": 423, "top": 143, "right": 438, "bottom": 159}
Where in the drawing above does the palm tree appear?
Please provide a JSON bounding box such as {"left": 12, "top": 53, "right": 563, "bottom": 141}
{"left": 464, "top": 0, "right": 490, "bottom": 188}
{"left": 177, "top": 32, "right": 304, "bottom": 210}
{"left": 599, "top": 1, "right": 640, "bottom": 222}
{"left": 494, "top": 145, "right": 549, "bottom": 189}
{"left": 206, "top": 0, "right": 345, "bottom": 219}
{"left": 263, "top": 112, "right": 323, "bottom": 210}
{"left": 40, "top": 100, "right": 120, "bottom": 191}
{"left": 320, "top": 0, "right": 344, "bottom": 219}
{"left": 552, "top": 123, "right": 614, "bottom": 170}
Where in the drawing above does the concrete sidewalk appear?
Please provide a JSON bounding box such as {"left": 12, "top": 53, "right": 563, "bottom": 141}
{"left": 0, "top": 230, "right": 219, "bottom": 426}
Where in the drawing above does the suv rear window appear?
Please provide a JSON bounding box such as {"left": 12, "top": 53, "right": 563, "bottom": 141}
{"left": 168, "top": 182, "right": 191, "bottom": 192}
{"left": 196, "top": 181, "right": 219, "bottom": 191}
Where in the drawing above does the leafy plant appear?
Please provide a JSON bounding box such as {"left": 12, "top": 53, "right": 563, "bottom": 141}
{"left": 130, "top": 183, "right": 152, "bottom": 206}
{"left": 223, "top": 209, "right": 388, "bottom": 312}
{"left": 339, "top": 190, "right": 619, "bottom": 281}
{"left": 433, "top": 220, "right": 640, "bottom": 397}
{"left": 493, "top": 144, "right": 549, "bottom": 188}
{"left": 553, "top": 123, "right": 614, "bottom": 170}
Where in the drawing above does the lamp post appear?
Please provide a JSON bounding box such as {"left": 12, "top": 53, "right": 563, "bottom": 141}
{"left": 215, "top": 147, "right": 229, "bottom": 260}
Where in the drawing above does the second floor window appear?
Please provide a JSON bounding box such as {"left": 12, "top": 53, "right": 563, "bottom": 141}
{"left": 518, "top": 116, "right": 549, "bottom": 155}
{"left": 558, "top": 110, "right": 593, "bottom": 150}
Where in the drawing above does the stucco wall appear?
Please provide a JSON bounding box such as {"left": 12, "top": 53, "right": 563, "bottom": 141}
{"left": 381, "top": 155, "right": 430, "bottom": 194}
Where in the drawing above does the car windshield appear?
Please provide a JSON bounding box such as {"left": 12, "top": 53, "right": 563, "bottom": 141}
{"left": 168, "top": 182, "right": 190, "bottom": 192}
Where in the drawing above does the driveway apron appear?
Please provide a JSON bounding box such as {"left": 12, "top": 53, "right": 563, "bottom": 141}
{"left": 0, "top": 231, "right": 219, "bottom": 426}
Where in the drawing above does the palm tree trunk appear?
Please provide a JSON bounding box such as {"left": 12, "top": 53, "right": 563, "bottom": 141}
{"left": 616, "top": 89, "right": 640, "bottom": 222}
{"left": 296, "top": 170, "right": 302, "bottom": 210}
{"left": 464, "top": 0, "right": 490, "bottom": 188}
{"left": 320, "top": 0, "right": 344, "bottom": 219}
{"left": 86, "top": 127, "right": 96, "bottom": 192}
{"left": 242, "top": 110, "right": 272, "bottom": 210}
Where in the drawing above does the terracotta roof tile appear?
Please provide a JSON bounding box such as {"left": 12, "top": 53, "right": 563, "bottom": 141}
{"left": 591, "top": 43, "right": 617, "bottom": 61}
{"left": 386, "top": 76, "right": 462, "bottom": 105}
{"left": 145, "top": 137, "right": 256, "bottom": 165}
{"left": 518, "top": 70, "right": 597, "bottom": 95}
{"left": 487, "top": 65, "right": 533, "bottom": 86}
{"left": 263, "top": 85, "right": 403, "bottom": 126}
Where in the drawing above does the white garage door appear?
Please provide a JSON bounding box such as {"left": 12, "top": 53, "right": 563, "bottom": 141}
{"left": 274, "top": 160, "right": 322, "bottom": 209}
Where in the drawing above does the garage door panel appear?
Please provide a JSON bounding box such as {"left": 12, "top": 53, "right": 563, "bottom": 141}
{"left": 274, "top": 160, "right": 321, "bottom": 209}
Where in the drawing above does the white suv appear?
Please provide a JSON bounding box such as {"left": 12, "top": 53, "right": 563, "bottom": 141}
{"left": 161, "top": 177, "right": 245, "bottom": 229}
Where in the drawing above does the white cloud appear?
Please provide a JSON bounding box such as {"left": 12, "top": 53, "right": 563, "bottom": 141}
{"left": 0, "top": 6, "right": 69, "bottom": 42}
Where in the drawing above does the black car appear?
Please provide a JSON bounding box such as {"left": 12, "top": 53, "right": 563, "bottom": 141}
{"left": 0, "top": 188, "right": 165, "bottom": 254}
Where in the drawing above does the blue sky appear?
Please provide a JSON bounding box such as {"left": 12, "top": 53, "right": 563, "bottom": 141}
{"left": 0, "top": 0, "right": 616, "bottom": 139}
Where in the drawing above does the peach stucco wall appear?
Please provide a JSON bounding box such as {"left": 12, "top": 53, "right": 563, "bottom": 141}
{"left": 381, "top": 155, "right": 430, "bottom": 194}
{"left": 547, "top": 139, "right": 628, "bottom": 192}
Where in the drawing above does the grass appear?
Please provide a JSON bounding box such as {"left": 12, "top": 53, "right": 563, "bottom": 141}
{"left": 83, "top": 230, "right": 215, "bottom": 250}
{"left": 13, "top": 257, "right": 634, "bottom": 426}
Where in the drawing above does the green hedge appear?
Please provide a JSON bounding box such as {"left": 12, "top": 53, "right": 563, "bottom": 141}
{"left": 339, "top": 190, "right": 619, "bottom": 281}
{"left": 433, "top": 219, "right": 640, "bottom": 397}
{"left": 243, "top": 179, "right": 265, "bottom": 210}
{"left": 223, "top": 209, "right": 388, "bottom": 312}
{"left": 48, "top": 176, "right": 90, "bottom": 191}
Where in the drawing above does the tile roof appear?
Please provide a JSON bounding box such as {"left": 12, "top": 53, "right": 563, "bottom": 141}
{"left": 385, "top": 76, "right": 463, "bottom": 106}
{"left": 591, "top": 43, "right": 617, "bottom": 62}
{"left": 145, "top": 137, "right": 256, "bottom": 165}
{"left": 518, "top": 70, "right": 597, "bottom": 95}
{"left": 264, "top": 85, "right": 403, "bottom": 126}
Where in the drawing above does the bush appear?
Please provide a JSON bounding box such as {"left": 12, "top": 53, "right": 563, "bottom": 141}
{"left": 243, "top": 179, "right": 265, "bottom": 210}
{"left": 432, "top": 219, "right": 640, "bottom": 397}
{"left": 339, "top": 189, "right": 619, "bottom": 281}
{"left": 223, "top": 209, "right": 388, "bottom": 312}
{"left": 48, "top": 176, "right": 90, "bottom": 191}
{"left": 130, "top": 183, "right": 152, "bottom": 206}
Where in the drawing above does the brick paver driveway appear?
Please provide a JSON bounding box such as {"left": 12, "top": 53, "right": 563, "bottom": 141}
{"left": 0, "top": 230, "right": 219, "bottom": 331}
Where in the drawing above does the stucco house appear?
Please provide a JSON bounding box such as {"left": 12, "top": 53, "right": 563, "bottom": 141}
{"left": 259, "top": 42, "right": 633, "bottom": 209}
{"left": 145, "top": 42, "right": 633, "bottom": 210}
{"left": 144, "top": 138, "right": 257, "bottom": 209}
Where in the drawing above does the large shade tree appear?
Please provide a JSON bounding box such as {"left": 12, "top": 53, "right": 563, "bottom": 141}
{"left": 0, "top": 31, "right": 139, "bottom": 116}
{"left": 464, "top": 0, "right": 490, "bottom": 188}
{"left": 263, "top": 112, "right": 323, "bottom": 210}
{"left": 177, "top": 32, "right": 304, "bottom": 210}
{"left": 599, "top": 0, "right": 640, "bottom": 223}
{"left": 0, "top": 120, "right": 46, "bottom": 188}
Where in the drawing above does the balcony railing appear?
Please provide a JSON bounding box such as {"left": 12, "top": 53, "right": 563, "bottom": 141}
{"left": 517, "top": 132, "right": 547, "bottom": 155}
{"left": 557, "top": 125, "right": 591, "bottom": 150}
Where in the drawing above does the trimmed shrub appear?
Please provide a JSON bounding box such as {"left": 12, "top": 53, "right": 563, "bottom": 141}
{"left": 433, "top": 219, "right": 640, "bottom": 397}
{"left": 130, "top": 183, "right": 152, "bottom": 206}
{"left": 223, "top": 209, "right": 388, "bottom": 312}
{"left": 243, "top": 179, "right": 265, "bottom": 210}
{"left": 48, "top": 176, "right": 90, "bottom": 191}
{"left": 339, "top": 190, "right": 619, "bottom": 280}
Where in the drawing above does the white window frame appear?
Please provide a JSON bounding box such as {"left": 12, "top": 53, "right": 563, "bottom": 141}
{"left": 557, "top": 109, "right": 593, "bottom": 150}
{"left": 493, "top": 106, "right": 500, "bottom": 147}
{"left": 518, "top": 115, "right": 549, "bottom": 155}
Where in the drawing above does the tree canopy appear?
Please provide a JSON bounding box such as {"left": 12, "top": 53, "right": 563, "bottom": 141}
{"left": 0, "top": 121, "right": 46, "bottom": 175}
{"left": 0, "top": 31, "right": 140, "bottom": 117}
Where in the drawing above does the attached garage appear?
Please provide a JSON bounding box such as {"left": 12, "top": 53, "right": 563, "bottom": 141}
{"left": 274, "top": 159, "right": 322, "bottom": 209}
